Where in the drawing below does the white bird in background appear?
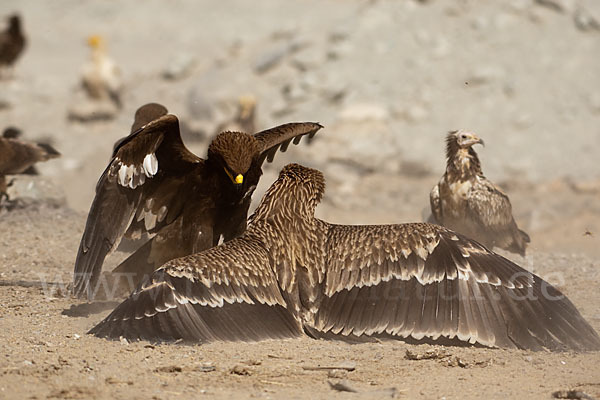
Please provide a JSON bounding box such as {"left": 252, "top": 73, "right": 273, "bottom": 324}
{"left": 81, "top": 35, "right": 122, "bottom": 109}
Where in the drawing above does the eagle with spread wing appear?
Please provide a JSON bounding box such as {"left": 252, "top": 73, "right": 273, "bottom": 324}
{"left": 90, "top": 164, "right": 600, "bottom": 352}
{"left": 72, "top": 104, "right": 322, "bottom": 299}
{"left": 430, "top": 130, "right": 530, "bottom": 255}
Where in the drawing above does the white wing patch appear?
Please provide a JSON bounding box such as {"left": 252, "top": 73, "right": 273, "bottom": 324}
{"left": 115, "top": 153, "right": 158, "bottom": 189}
{"left": 143, "top": 153, "right": 159, "bottom": 176}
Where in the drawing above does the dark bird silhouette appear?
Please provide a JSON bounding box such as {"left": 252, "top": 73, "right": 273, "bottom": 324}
{"left": 0, "top": 127, "right": 60, "bottom": 201}
{"left": 90, "top": 163, "right": 600, "bottom": 352}
{"left": 73, "top": 103, "right": 323, "bottom": 299}
{"left": 429, "top": 130, "right": 530, "bottom": 255}
{"left": 0, "top": 14, "right": 26, "bottom": 73}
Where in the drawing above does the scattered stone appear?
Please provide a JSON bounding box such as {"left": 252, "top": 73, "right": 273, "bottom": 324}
{"left": 253, "top": 39, "right": 305, "bottom": 74}
{"left": 191, "top": 364, "right": 216, "bottom": 373}
{"left": 328, "top": 380, "right": 358, "bottom": 393}
{"left": 405, "top": 348, "right": 450, "bottom": 361}
{"left": 552, "top": 390, "right": 596, "bottom": 400}
{"left": 574, "top": 8, "right": 600, "bottom": 32}
{"left": 290, "top": 46, "right": 323, "bottom": 72}
{"left": 154, "top": 365, "right": 182, "bottom": 373}
{"left": 302, "top": 361, "right": 356, "bottom": 372}
{"left": 162, "top": 54, "right": 196, "bottom": 80}
{"left": 5, "top": 175, "right": 67, "bottom": 209}
{"left": 230, "top": 365, "right": 251, "bottom": 376}
{"left": 281, "top": 82, "right": 308, "bottom": 102}
{"left": 466, "top": 66, "right": 505, "bottom": 85}
{"left": 327, "top": 369, "right": 348, "bottom": 379}
{"left": 67, "top": 101, "right": 118, "bottom": 122}
{"left": 105, "top": 377, "right": 134, "bottom": 385}
{"left": 534, "top": 0, "right": 576, "bottom": 13}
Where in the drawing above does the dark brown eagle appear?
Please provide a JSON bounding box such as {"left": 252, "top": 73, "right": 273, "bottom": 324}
{"left": 73, "top": 103, "right": 322, "bottom": 299}
{"left": 429, "top": 130, "right": 530, "bottom": 255}
{"left": 90, "top": 163, "right": 600, "bottom": 352}
{"left": 0, "top": 127, "right": 60, "bottom": 202}
{"left": 0, "top": 14, "right": 26, "bottom": 70}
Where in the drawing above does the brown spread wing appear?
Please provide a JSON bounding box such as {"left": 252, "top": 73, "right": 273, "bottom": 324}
{"left": 73, "top": 114, "right": 202, "bottom": 298}
{"left": 89, "top": 236, "right": 302, "bottom": 342}
{"left": 254, "top": 122, "right": 323, "bottom": 165}
{"left": 310, "top": 222, "right": 600, "bottom": 351}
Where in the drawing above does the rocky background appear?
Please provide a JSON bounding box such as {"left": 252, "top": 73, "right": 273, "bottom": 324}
{"left": 1, "top": 0, "right": 599, "bottom": 399}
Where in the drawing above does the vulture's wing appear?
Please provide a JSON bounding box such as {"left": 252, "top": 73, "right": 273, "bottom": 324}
{"left": 466, "top": 178, "right": 516, "bottom": 230}
{"left": 89, "top": 236, "right": 302, "bottom": 342}
{"left": 254, "top": 122, "right": 323, "bottom": 165}
{"left": 429, "top": 182, "right": 442, "bottom": 224}
{"left": 310, "top": 222, "right": 600, "bottom": 351}
{"left": 73, "top": 114, "right": 202, "bottom": 298}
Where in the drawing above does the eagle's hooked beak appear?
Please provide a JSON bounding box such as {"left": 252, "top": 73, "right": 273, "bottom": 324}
{"left": 224, "top": 168, "right": 244, "bottom": 186}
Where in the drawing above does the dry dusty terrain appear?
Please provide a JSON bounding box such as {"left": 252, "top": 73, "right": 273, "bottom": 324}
{"left": 1, "top": 0, "right": 600, "bottom": 399}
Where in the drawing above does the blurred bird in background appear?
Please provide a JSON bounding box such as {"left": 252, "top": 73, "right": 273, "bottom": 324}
{"left": 0, "top": 127, "right": 60, "bottom": 203}
{"left": 68, "top": 35, "right": 123, "bottom": 121}
{"left": 81, "top": 34, "right": 123, "bottom": 109}
{"left": 0, "top": 13, "right": 27, "bottom": 79}
{"left": 214, "top": 94, "right": 257, "bottom": 135}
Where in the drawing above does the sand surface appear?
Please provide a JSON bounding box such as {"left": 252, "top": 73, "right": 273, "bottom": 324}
{"left": 1, "top": 0, "right": 600, "bottom": 398}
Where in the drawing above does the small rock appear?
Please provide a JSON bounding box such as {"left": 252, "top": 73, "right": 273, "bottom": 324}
{"left": 192, "top": 364, "right": 216, "bottom": 373}
{"left": 327, "top": 369, "right": 348, "bottom": 379}
{"left": 405, "top": 348, "right": 450, "bottom": 361}
{"left": 466, "top": 66, "right": 505, "bottom": 85}
{"left": 230, "top": 365, "right": 251, "bottom": 376}
{"left": 154, "top": 365, "right": 182, "bottom": 373}
{"left": 281, "top": 82, "right": 308, "bottom": 102}
{"left": 552, "top": 389, "right": 595, "bottom": 399}
{"left": 328, "top": 380, "right": 358, "bottom": 393}
{"left": 67, "top": 101, "right": 118, "bottom": 122}
{"left": 534, "top": 0, "right": 576, "bottom": 13}
{"left": 162, "top": 54, "right": 196, "bottom": 80}
{"left": 5, "top": 175, "right": 67, "bottom": 209}
{"left": 290, "top": 46, "right": 323, "bottom": 71}
{"left": 507, "top": 0, "right": 533, "bottom": 13}
{"left": 253, "top": 40, "right": 305, "bottom": 74}
{"left": 574, "top": 8, "right": 600, "bottom": 31}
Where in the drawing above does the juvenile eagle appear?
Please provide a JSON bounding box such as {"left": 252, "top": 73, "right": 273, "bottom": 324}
{"left": 73, "top": 103, "right": 322, "bottom": 299}
{"left": 0, "top": 14, "right": 26, "bottom": 73}
{"left": 429, "top": 130, "right": 530, "bottom": 255}
{"left": 90, "top": 164, "right": 600, "bottom": 352}
{"left": 0, "top": 127, "right": 60, "bottom": 201}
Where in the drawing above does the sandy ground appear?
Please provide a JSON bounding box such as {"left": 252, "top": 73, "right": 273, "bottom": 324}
{"left": 1, "top": 0, "right": 600, "bottom": 399}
